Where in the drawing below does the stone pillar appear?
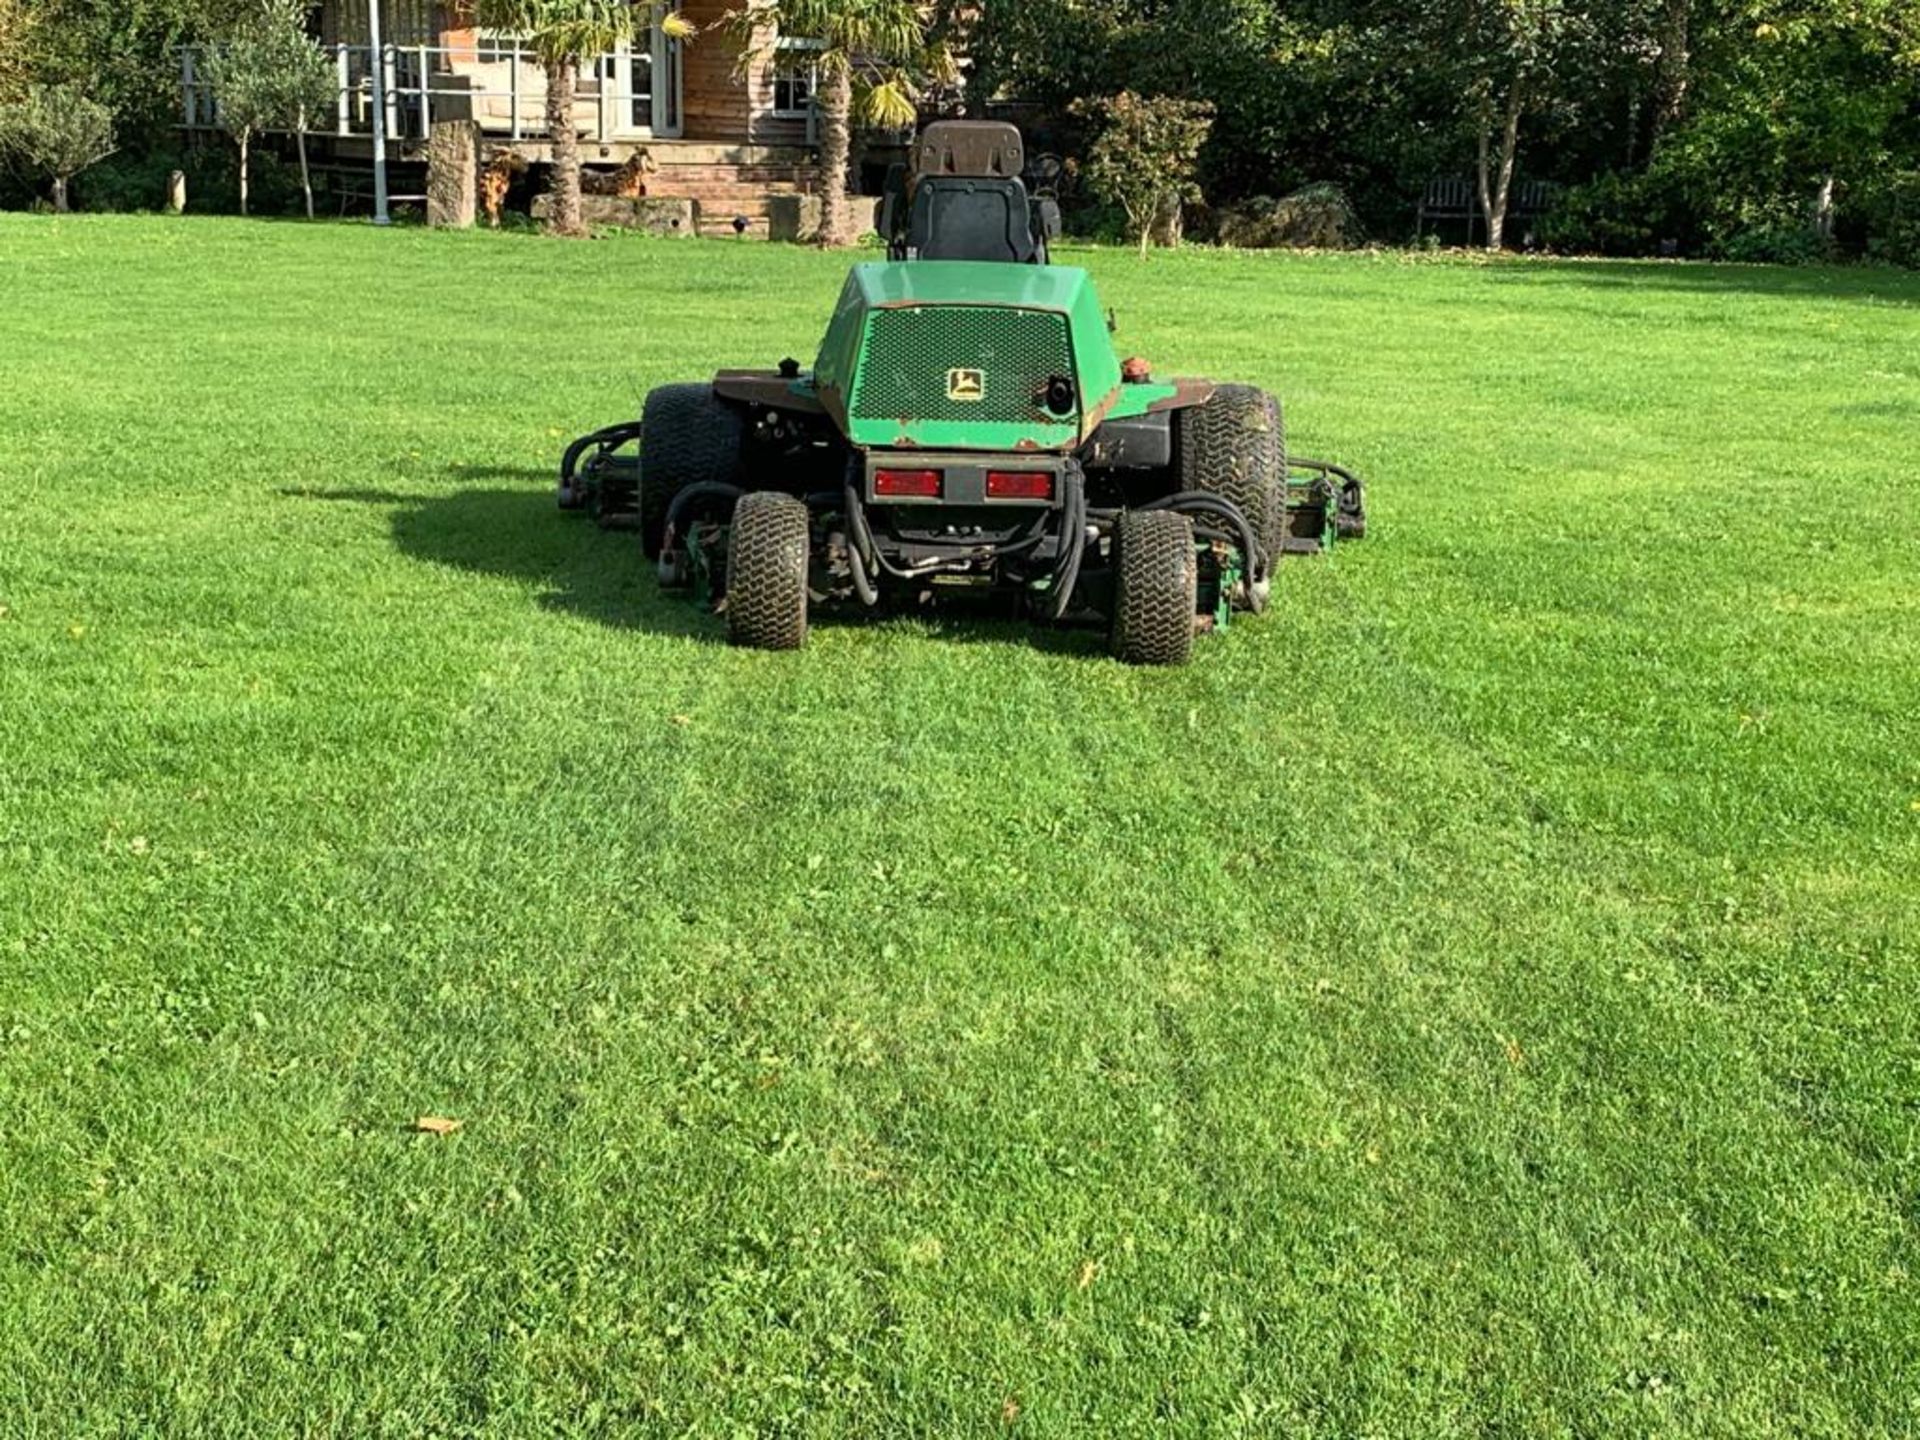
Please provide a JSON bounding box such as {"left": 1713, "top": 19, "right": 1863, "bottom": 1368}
{"left": 426, "top": 120, "right": 478, "bottom": 229}
{"left": 767, "top": 194, "right": 822, "bottom": 243}
{"left": 166, "top": 170, "right": 187, "bottom": 214}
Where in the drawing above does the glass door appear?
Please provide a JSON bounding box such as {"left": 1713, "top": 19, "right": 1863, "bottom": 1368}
{"left": 651, "top": 7, "right": 683, "bottom": 138}
{"left": 598, "top": 41, "right": 653, "bottom": 136}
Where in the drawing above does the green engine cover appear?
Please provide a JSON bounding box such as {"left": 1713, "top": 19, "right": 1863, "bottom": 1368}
{"left": 811, "top": 261, "right": 1176, "bottom": 453}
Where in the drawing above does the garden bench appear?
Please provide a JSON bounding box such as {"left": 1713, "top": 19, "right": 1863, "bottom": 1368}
{"left": 1416, "top": 175, "right": 1556, "bottom": 247}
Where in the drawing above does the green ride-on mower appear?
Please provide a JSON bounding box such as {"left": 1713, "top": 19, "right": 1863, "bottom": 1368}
{"left": 559, "top": 121, "right": 1365, "bottom": 665}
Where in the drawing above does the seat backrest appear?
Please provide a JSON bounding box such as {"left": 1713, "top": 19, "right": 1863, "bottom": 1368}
{"left": 906, "top": 176, "right": 1040, "bottom": 264}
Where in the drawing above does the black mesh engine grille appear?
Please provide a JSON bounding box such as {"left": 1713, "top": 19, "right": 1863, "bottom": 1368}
{"left": 850, "top": 306, "right": 1076, "bottom": 426}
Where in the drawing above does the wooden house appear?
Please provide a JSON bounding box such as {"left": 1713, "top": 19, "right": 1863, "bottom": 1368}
{"left": 183, "top": 1, "right": 854, "bottom": 233}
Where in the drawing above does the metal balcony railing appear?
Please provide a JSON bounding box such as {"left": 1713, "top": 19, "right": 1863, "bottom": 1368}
{"left": 179, "top": 42, "right": 676, "bottom": 145}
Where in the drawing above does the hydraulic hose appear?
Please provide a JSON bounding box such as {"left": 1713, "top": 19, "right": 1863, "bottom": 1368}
{"left": 846, "top": 530, "right": 880, "bottom": 607}
{"left": 843, "top": 479, "right": 879, "bottom": 573}
{"left": 561, "top": 420, "right": 643, "bottom": 487}
{"left": 1139, "top": 491, "right": 1263, "bottom": 579}
{"left": 664, "top": 481, "right": 745, "bottom": 538}
{"left": 1049, "top": 471, "right": 1088, "bottom": 620}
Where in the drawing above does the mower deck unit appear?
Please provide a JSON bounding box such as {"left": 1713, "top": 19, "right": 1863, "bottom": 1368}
{"left": 559, "top": 120, "right": 1366, "bottom": 665}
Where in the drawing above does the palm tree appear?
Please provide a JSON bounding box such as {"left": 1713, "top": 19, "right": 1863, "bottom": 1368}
{"left": 725, "top": 0, "right": 952, "bottom": 247}
{"left": 473, "top": 0, "right": 692, "bottom": 235}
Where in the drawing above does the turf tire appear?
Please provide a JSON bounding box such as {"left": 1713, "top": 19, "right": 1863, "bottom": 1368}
{"left": 726, "top": 492, "right": 810, "bottom": 651}
{"left": 1176, "top": 384, "right": 1286, "bottom": 580}
{"left": 641, "top": 384, "right": 745, "bottom": 560}
{"left": 1111, "top": 509, "right": 1197, "bottom": 667}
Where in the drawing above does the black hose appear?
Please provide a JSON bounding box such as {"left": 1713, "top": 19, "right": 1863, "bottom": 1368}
{"left": 844, "top": 479, "right": 878, "bottom": 572}
{"left": 830, "top": 481, "right": 879, "bottom": 606}
{"left": 1139, "top": 491, "right": 1262, "bottom": 578}
{"left": 845, "top": 480, "right": 952, "bottom": 581}
{"left": 847, "top": 538, "right": 879, "bottom": 607}
{"left": 1049, "top": 472, "right": 1088, "bottom": 620}
{"left": 665, "top": 481, "right": 745, "bottom": 538}
{"left": 561, "top": 420, "right": 642, "bottom": 485}
{"left": 1289, "top": 457, "right": 1360, "bottom": 486}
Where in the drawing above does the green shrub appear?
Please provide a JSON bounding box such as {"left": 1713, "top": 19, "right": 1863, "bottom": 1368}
{"left": 1539, "top": 173, "right": 1656, "bottom": 256}
{"left": 1714, "top": 221, "right": 1833, "bottom": 266}
{"left": 49, "top": 139, "right": 325, "bottom": 217}
{"left": 1861, "top": 171, "right": 1920, "bottom": 269}
{"left": 73, "top": 148, "right": 186, "bottom": 212}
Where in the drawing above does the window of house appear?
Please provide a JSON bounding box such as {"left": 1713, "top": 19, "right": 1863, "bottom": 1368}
{"left": 476, "top": 30, "right": 528, "bottom": 63}
{"left": 771, "top": 39, "right": 823, "bottom": 118}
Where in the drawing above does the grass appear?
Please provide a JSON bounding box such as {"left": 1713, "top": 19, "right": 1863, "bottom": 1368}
{"left": 1, "top": 215, "right": 1917, "bottom": 1437}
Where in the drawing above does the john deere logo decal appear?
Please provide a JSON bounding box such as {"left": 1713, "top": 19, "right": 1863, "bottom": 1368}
{"left": 946, "top": 368, "right": 986, "bottom": 402}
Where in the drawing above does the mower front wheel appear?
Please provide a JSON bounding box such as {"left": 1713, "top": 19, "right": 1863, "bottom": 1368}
{"left": 726, "top": 492, "right": 811, "bottom": 652}
{"left": 1177, "top": 383, "right": 1286, "bottom": 579}
{"left": 1111, "top": 509, "right": 1197, "bottom": 667}
{"left": 640, "top": 384, "right": 746, "bottom": 560}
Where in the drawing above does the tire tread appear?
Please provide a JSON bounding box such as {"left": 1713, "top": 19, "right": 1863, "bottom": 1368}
{"left": 726, "top": 491, "right": 810, "bottom": 651}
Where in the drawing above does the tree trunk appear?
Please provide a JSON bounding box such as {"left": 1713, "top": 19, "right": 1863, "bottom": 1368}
{"left": 1476, "top": 84, "right": 1523, "bottom": 252}
{"left": 297, "top": 116, "right": 314, "bottom": 220}
{"left": 818, "top": 63, "right": 854, "bottom": 247}
{"left": 543, "top": 54, "right": 583, "bottom": 236}
{"left": 1474, "top": 98, "right": 1493, "bottom": 250}
{"left": 1650, "top": 0, "right": 1692, "bottom": 145}
{"left": 51, "top": 175, "right": 69, "bottom": 212}
{"left": 1150, "top": 194, "right": 1183, "bottom": 250}
{"left": 238, "top": 130, "right": 250, "bottom": 217}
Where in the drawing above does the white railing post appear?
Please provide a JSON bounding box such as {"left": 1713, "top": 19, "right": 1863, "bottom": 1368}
{"left": 510, "top": 44, "right": 522, "bottom": 141}
{"left": 336, "top": 45, "right": 350, "bottom": 134}
{"left": 596, "top": 55, "right": 607, "bottom": 142}
{"left": 383, "top": 45, "right": 399, "bottom": 141}
{"left": 418, "top": 43, "right": 430, "bottom": 136}
{"left": 368, "top": 0, "right": 390, "bottom": 223}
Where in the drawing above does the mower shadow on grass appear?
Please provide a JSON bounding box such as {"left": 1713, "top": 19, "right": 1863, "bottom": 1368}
{"left": 288, "top": 478, "right": 1112, "bottom": 658}
{"left": 286, "top": 479, "right": 716, "bottom": 641}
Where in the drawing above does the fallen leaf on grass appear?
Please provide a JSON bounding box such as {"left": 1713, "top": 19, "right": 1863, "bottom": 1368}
{"left": 670, "top": 714, "right": 693, "bottom": 727}
{"left": 1075, "top": 1259, "right": 1099, "bottom": 1291}
{"left": 999, "top": 1396, "right": 1021, "bottom": 1425}
{"left": 414, "top": 1116, "right": 463, "bottom": 1136}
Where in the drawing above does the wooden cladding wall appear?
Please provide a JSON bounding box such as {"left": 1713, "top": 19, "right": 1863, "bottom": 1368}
{"left": 678, "top": 0, "right": 811, "bottom": 147}
{"left": 680, "top": 0, "right": 750, "bottom": 141}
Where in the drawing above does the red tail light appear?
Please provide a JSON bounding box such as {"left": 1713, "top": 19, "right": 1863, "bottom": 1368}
{"left": 874, "top": 468, "right": 943, "bottom": 498}
{"left": 986, "top": 470, "right": 1054, "bottom": 501}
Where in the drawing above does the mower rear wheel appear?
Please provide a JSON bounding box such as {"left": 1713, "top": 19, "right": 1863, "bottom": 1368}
{"left": 641, "top": 384, "right": 745, "bottom": 560}
{"left": 726, "top": 492, "right": 811, "bottom": 651}
{"left": 1111, "top": 509, "right": 1197, "bottom": 667}
{"left": 1177, "top": 384, "right": 1286, "bottom": 579}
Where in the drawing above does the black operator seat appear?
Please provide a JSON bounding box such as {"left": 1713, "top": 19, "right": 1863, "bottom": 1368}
{"left": 910, "top": 177, "right": 1040, "bottom": 263}
{"left": 884, "top": 120, "right": 1059, "bottom": 265}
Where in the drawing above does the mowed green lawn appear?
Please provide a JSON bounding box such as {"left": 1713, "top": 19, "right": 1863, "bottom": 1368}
{"left": 1, "top": 216, "right": 1917, "bottom": 1437}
